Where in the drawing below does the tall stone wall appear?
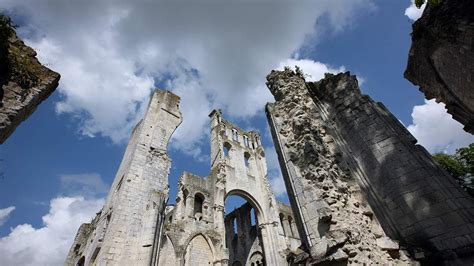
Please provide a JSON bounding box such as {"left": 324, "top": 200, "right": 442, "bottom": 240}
{"left": 0, "top": 17, "right": 60, "bottom": 144}
{"left": 405, "top": 0, "right": 474, "bottom": 134}
{"left": 266, "top": 69, "right": 474, "bottom": 263}
{"left": 65, "top": 90, "right": 182, "bottom": 266}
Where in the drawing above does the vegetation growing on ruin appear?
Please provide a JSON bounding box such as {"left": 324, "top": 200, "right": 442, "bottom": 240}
{"left": 0, "top": 14, "right": 39, "bottom": 91}
{"left": 433, "top": 143, "right": 474, "bottom": 197}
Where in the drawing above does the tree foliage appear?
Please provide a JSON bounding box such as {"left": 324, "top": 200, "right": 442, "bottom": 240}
{"left": 433, "top": 143, "right": 474, "bottom": 197}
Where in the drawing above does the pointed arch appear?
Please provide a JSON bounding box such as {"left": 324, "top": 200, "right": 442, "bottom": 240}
{"left": 183, "top": 234, "right": 216, "bottom": 266}
{"left": 158, "top": 234, "right": 177, "bottom": 265}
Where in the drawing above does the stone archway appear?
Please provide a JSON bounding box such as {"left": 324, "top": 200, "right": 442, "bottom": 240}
{"left": 224, "top": 190, "right": 266, "bottom": 266}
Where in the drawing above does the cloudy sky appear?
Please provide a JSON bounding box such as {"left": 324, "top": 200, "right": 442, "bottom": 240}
{"left": 1, "top": 0, "right": 473, "bottom": 265}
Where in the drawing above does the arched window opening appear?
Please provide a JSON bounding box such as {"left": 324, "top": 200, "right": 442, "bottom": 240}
{"left": 250, "top": 208, "right": 256, "bottom": 226}
{"left": 233, "top": 217, "right": 238, "bottom": 235}
{"left": 225, "top": 194, "right": 265, "bottom": 266}
{"left": 232, "top": 129, "right": 238, "bottom": 141}
{"left": 243, "top": 135, "right": 250, "bottom": 148}
{"left": 183, "top": 189, "right": 189, "bottom": 206}
{"left": 168, "top": 215, "right": 172, "bottom": 223}
{"left": 77, "top": 256, "right": 85, "bottom": 266}
{"left": 288, "top": 216, "right": 295, "bottom": 237}
{"left": 279, "top": 213, "right": 286, "bottom": 236}
{"left": 223, "top": 142, "right": 232, "bottom": 157}
{"left": 194, "top": 193, "right": 204, "bottom": 216}
{"left": 244, "top": 152, "right": 251, "bottom": 168}
{"left": 90, "top": 247, "right": 100, "bottom": 263}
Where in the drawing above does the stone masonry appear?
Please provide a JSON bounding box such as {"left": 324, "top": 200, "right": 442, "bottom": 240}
{"left": 65, "top": 90, "right": 182, "bottom": 266}
{"left": 0, "top": 16, "right": 60, "bottom": 144}
{"left": 266, "top": 68, "right": 474, "bottom": 264}
{"left": 405, "top": 0, "right": 474, "bottom": 134}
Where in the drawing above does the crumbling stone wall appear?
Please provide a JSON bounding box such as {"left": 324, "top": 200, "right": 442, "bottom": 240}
{"left": 266, "top": 69, "right": 414, "bottom": 265}
{"left": 65, "top": 90, "right": 182, "bottom": 266}
{"left": 0, "top": 16, "right": 60, "bottom": 143}
{"left": 405, "top": 0, "right": 474, "bottom": 134}
{"left": 266, "top": 69, "right": 474, "bottom": 264}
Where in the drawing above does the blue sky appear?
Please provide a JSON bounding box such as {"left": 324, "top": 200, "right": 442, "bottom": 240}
{"left": 1, "top": 1, "right": 473, "bottom": 265}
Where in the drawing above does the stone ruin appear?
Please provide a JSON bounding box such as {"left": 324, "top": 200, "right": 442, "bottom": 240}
{"left": 405, "top": 0, "right": 474, "bottom": 134}
{"left": 0, "top": 16, "right": 60, "bottom": 144}
{"left": 66, "top": 91, "right": 301, "bottom": 265}
{"left": 66, "top": 69, "right": 474, "bottom": 265}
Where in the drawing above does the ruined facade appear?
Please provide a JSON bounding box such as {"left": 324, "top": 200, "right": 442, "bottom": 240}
{"left": 0, "top": 16, "right": 60, "bottom": 144}
{"left": 67, "top": 92, "right": 301, "bottom": 265}
{"left": 67, "top": 68, "right": 474, "bottom": 265}
{"left": 266, "top": 69, "right": 474, "bottom": 264}
{"left": 405, "top": 0, "right": 474, "bottom": 134}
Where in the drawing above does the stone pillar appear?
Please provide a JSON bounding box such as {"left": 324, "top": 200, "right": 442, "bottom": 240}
{"left": 281, "top": 217, "right": 291, "bottom": 237}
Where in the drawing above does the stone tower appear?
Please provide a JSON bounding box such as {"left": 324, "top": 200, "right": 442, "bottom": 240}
{"left": 65, "top": 90, "right": 182, "bottom": 266}
{"left": 157, "top": 110, "right": 299, "bottom": 265}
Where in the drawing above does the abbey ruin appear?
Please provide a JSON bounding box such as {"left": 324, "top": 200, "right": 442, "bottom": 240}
{"left": 66, "top": 69, "right": 474, "bottom": 265}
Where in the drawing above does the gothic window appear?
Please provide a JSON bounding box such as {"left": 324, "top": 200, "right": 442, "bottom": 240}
{"left": 90, "top": 247, "right": 100, "bottom": 263}
{"left": 194, "top": 193, "right": 204, "bottom": 216}
{"left": 183, "top": 189, "right": 189, "bottom": 206}
{"left": 250, "top": 208, "right": 256, "bottom": 226}
{"left": 243, "top": 135, "right": 250, "bottom": 147}
{"left": 224, "top": 142, "right": 232, "bottom": 157}
{"left": 244, "top": 152, "right": 250, "bottom": 168}
{"left": 288, "top": 216, "right": 294, "bottom": 237}
{"left": 232, "top": 129, "right": 238, "bottom": 141}
{"left": 279, "top": 213, "right": 286, "bottom": 236}
{"left": 232, "top": 217, "right": 238, "bottom": 236}
{"left": 76, "top": 256, "right": 85, "bottom": 266}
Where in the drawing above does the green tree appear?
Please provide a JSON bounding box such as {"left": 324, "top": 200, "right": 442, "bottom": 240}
{"left": 433, "top": 143, "right": 474, "bottom": 197}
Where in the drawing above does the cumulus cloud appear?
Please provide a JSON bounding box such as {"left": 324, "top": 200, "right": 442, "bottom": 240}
{"left": 3, "top": 0, "right": 372, "bottom": 157}
{"left": 0, "top": 197, "right": 103, "bottom": 266}
{"left": 407, "top": 100, "right": 474, "bottom": 154}
{"left": 60, "top": 173, "right": 109, "bottom": 198}
{"left": 405, "top": 0, "right": 426, "bottom": 21}
{"left": 277, "top": 58, "right": 345, "bottom": 82}
{"left": 0, "top": 207, "right": 15, "bottom": 226}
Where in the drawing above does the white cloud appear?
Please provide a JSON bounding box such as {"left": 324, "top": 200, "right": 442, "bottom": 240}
{"left": 0, "top": 197, "right": 103, "bottom": 266}
{"left": 0, "top": 207, "right": 15, "bottom": 227}
{"left": 60, "top": 173, "right": 109, "bottom": 197}
{"left": 405, "top": 0, "right": 426, "bottom": 21}
{"left": 407, "top": 100, "right": 474, "bottom": 154}
{"left": 277, "top": 58, "right": 345, "bottom": 82}
{"left": 3, "top": 0, "right": 372, "bottom": 157}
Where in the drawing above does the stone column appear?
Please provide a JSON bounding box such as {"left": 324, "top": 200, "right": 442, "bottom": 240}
{"left": 281, "top": 217, "right": 291, "bottom": 237}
